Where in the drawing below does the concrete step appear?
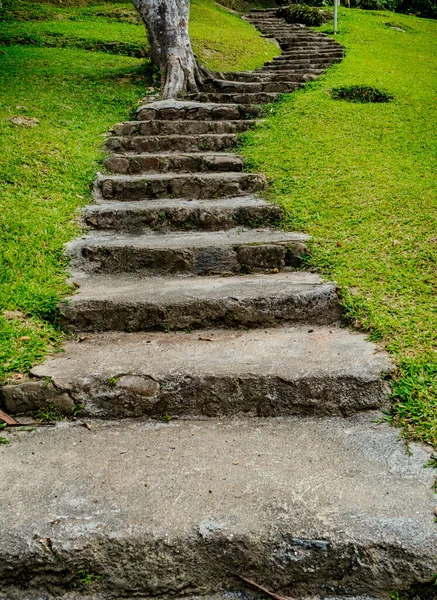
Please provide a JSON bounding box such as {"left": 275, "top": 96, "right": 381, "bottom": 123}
{"left": 0, "top": 414, "right": 434, "bottom": 597}
{"left": 104, "top": 152, "right": 243, "bottom": 175}
{"left": 274, "top": 51, "right": 344, "bottom": 60}
{"left": 135, "top": 99, "right": 264, "bottom": 121}
{"left": 4, "top": 326, "right": 392, "bottom": 418}
{"left": 266, "top": 63, "right": 330, "bottom": 72}
{"left": 110, "top": 119, "right": 256, "bottom": 137}
{"left": 105, "top": 133, "right": 239, "bottom": 153}
{"left": 257, "top": 67, "right": 325, "bottom": 76}
{"left": 218, "top": 71, "right": 310, "bottom": 83}
{"left": 59, "top": 271, "right": 341, "bottom": 333}
{"left": 203, "top": 79, "right": 302, "bottom": 94}
{"left": 188, "top": 92, "right": 280, "bottom": 105}
{"left": 84, "top": 196, "right": 283, "bottom": 232}
{"left": 95, "top": 172, "right": 266, "bottom": 201}
{"left": 265, "top": 57, "right": 341, "bottom": 67}
{"left": 66, "top": 228, "right": 310, "bottom": 276}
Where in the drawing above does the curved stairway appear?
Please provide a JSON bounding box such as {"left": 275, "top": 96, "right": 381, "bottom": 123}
{"left": 1, "top": 9, "right": 436, "bottom": 600}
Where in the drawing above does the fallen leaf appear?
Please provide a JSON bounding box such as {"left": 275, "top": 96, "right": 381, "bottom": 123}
{"left": 0, "top": 409, "right": 20, "bottom": 426}
{"left": 80, "top": 420, "right": 92, "bottom": 430}
{"left": 76, "top": 193, "right": 84, "bottom": 199}
{"left": 232, "top": 461, "right": 239, "bottom": 465}
{"left": 199, "top": 337, "right": 213, "bottom": 342}
{"left": 273, "top": 268, "right": 279, "bottom": 273}
{"left": 72, "top": 281, "right": 81, "bottom": 288}
{"left": 336, "top": 241, "right": 342, "bottom": 247}
{"left": 18, "top": 336, "right": 31, "bottom": 341}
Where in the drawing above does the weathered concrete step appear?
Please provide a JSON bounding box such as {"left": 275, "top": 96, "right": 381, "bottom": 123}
{"left": 67, "top": 228, "right": 309, "bottom": 276}
{"left": 257, "top": 67, "right": 325, "bottom": 76}
{"left": 273, "top": 51, "right": 344, "bottom": 60}
{"left": 96, "top": 172, "right": 266, "bottom": 201}
{"left": 104, "top": 152, "right": 243, "bottom": 175}
{"left": 59, "top": 272, "right": 341, "bottom": 333}
{"left": 219, "top": 71, "right": 312, "bottom": 83}
{"left": 135, "top": 99, "right": 264, "bottom": 121}
{"left": 105, "top": 133, "right": 239, "bottom": 153}
{"left": 1, "top": 414, "right": 434, "bottom": 597}
{"left": 266, "top": 57, "right": 341, "bottom": 67}
{"left": 110, "top": 119, "right": 256, "bottom": 137}
{"left": 4, "top": 326, "right": 392, "bottom": 418}
{"left": 188, "top": 92, "right": 280, "bottom": 105}
{"left": 266, "top": 63, "right": 330, "bottom": 72}
{"left": 203, "top": 79, "right": 302, "bottom": 94}
{"left": 84, "top": 197, "right": 282, "bottom": 232}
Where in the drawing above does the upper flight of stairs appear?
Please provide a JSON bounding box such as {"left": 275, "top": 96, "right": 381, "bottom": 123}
{"left": 1, "top": 8, "right": 436, "bottom": 600}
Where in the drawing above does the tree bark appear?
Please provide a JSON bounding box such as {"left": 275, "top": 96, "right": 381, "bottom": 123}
{"left": 131, "top": 0, "right": 205, "bottom": 99}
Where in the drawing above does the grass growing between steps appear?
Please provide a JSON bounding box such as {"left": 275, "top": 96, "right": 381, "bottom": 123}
{"left": 241, "top": 8, "right": 437, "bottom": 447}
{"left": 0, "top": 0, "right": 277, "bottom": 385}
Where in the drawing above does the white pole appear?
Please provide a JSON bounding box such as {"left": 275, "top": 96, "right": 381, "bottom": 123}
{"left": 334, "top": 0, "right": 338, "bottom": 34}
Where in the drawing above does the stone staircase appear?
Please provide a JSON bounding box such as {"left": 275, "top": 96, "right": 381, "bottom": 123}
{"left": 1, "top": 8, "right": 436, "bottom": 600}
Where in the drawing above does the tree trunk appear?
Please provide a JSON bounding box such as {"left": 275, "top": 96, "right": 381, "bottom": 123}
{"left": 131, "top": 0, "right": 205, "bottom": 99}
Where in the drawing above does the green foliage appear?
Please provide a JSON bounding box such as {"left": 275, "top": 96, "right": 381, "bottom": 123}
{"left": 277, "top": 3, "right": 332, "bottom": 25}
{"left": 331, "top": 84, "right": 394, "bottom": 103}
{"left": 0, "top": 423, "right": 11, "bottom": 445}
{"left": 241, "top": 8, "right": 437, "bottom": 447}
{"left": 36, "top": 404, "right": 63, "bottom": 422}
{"left": 71, "top": 569, "right": 102, "bottom": 589}
{"left": 0, "top": 0, "right": 276, "bottom": 385}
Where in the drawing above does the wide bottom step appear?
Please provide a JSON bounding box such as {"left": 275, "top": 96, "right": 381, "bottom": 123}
{"left": 0, "top": 415, "right": 435, "bottom": 597}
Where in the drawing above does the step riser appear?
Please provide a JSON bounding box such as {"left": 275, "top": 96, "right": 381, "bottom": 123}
{"left": 72, "top": 241, "right": 307, "bottom": 276}
{"left": 97, "top": 174, "right": 266, "bottom": 201}
{"left": 190, "top": 93, "right": 280, "bottom": 105}
{"left": 106, "top": 134, "right": 238, "bottom": 153}
{"left": 84, "top": 203, "right": 282, "bottom": 232}
{"left": 266, "top": 58, "right": 341, "bottom": 67}
{"left": 220, "top": 72, "right": 309, "bottom": 83}
{"left": 136, "top": 103, "right": 263, "bottom": 121}
{"left": 111, "top": 120, "right": 255, "bottom": 136}
{"left": 203, "top": 82, "right": 301, "bottom": 94}
{"left": 104, "top": 154, "right": 243, "bottom": 175}
{"left": 273, "top": 52, "right": 344, "bottom": 59}
{"left": 4, "top": 371, "right": 388, "bottom": 419}
{"left": 60, "top": 286, "right": 341, "bottom": 333}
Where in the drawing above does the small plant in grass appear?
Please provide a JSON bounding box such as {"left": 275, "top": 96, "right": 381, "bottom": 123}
{"left": 331, "top": 85, "right": 394, "bottom": 103}
{"left": 277, "top": 4, "right": 332, "bottom": 26}
{"left": 71, "top": 569, "right": 102, "bottom": 589}
{"left": 36, "top": 404, "right": 63, "bottom": 423}
{"left": 0, "top": 423, "right": 10, "bottom": 445}
{"left": 106, "top": 376, "right": 119, "bottom": 387}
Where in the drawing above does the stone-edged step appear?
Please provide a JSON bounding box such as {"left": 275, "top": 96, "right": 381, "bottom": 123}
{"left": 110, "top": 119, "right": 256, "bottom": 137}
{"left": 96, "top": 172, "right": 266, "bottom": 201}
{"left": 105, "top": 133, "right": 239, "bottom": 154}
{"left": 218, "top": 71, "right": 314, "bottom": 83}
{"left": 84, "top": 197, "right": 282, "bottom": 232}
{"left": 203, "top": 79, "right": 302, "bottom": 94}
{"left": 266, "top": 63, "right": 330, "bottom": 72}
{"left": 3, "top": 326, "right": 392, "bottom": 418}
{"left": 136, "top": 99, "right": 265, "bottom": 121}
{"left": 266, "top": 57, "right": 342, "bottom": 67}
{"left": 256, "top": 67, "right": 325, "bottom": 76}
{"left": 189, "top": 92, "right": 281, "bottom": 105}
{"left": 273, "top": 51, "right": 344, "bottom": 60}
{"left": 59, "top": 271, "right": 341, "bottom": 333}
{"left": 104, "top": 152, "right": 243, "bottom": 175}
{"left": 67, "top": 229, "right": 309, "bottom": 276}
{"left": 0, "top": 415, "right": 434, "bottom": 597}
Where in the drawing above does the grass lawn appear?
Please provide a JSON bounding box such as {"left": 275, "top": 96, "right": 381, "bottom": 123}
{"left": 0, "top": 0, "right": 277, "bottom": 384}
{"left": 241, "top": 8, "right": 437, "bottom": 447}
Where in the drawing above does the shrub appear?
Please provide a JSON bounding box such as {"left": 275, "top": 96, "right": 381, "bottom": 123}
{"left": 331, "top": 84, "right": 394, "bottom": 103}
{"left": 277, "top": 3, "right": 332, "bottom": 25}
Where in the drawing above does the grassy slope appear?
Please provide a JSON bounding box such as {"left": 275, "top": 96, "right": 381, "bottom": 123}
{"left": 0, "top": 0, "right": 277, "bottom": 383}
{"left": 241, "top": 8, "right": 437, "bottom": 446}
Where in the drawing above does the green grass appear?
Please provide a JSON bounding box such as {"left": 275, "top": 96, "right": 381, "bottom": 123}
{"left": 0, "top": 1, "right": 277, "bottom": 384}
{"left": 241, "top": 8, "right": 437, "bottom": 446}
